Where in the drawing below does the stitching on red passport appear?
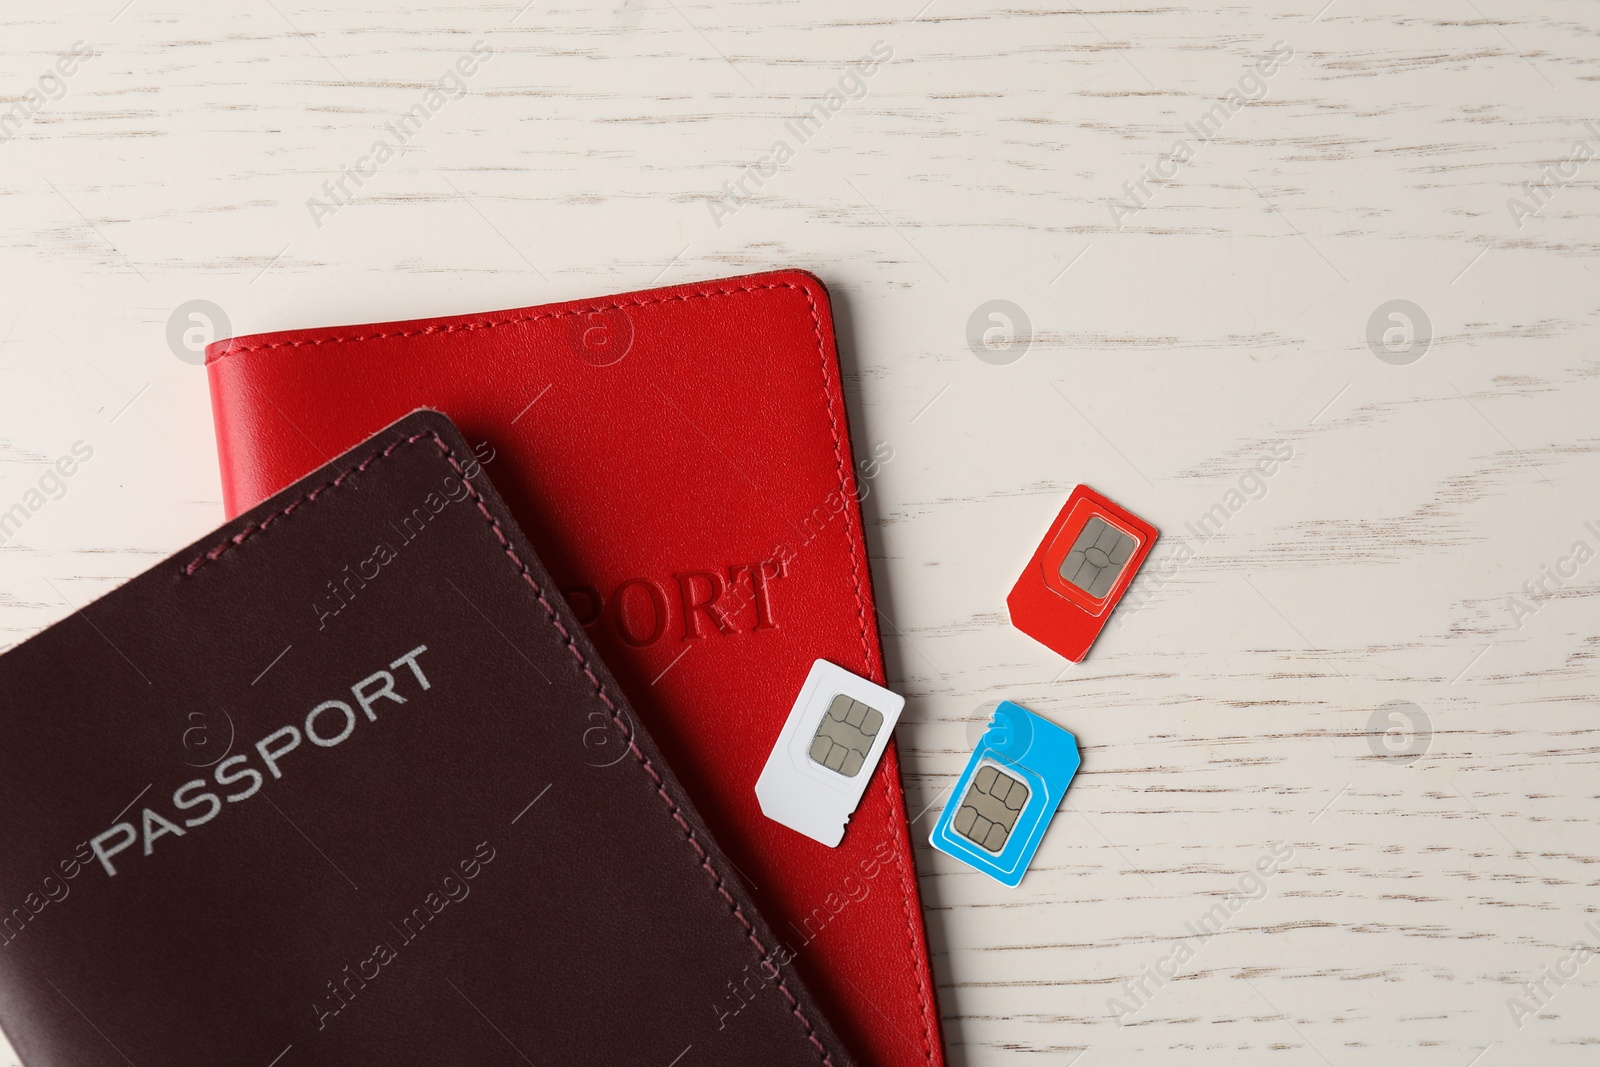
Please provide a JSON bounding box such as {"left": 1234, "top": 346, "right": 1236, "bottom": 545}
{"left": 212, "top": 282, "right": 814, "bottom": 360}
{"left": 203, "top": 277, "right": 934, "bottom": 1063}
{"left": 790, "top": 287, "right": 933, "bottom": 1064}
{"left": 182, "top": 428, "right": 838, "bottom": 1065}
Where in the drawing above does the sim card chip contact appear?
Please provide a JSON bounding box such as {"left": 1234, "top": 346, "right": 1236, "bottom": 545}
{"left": 1059, "top": 516, "right": 1135, "bottom": 598}
{"left": 953, "top": 764, "right": 1030, "bottom": 853}
{"left": 809, "top": 695, "right": 885, "bottom": 777}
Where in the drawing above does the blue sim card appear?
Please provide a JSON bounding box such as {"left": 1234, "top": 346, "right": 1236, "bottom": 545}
{"left": 930, "top": 701, "right": 1080, "bottom": 887}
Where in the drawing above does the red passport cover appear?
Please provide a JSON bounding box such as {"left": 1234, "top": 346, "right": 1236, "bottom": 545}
{"left": 206, "top": 271, "right": 945, "bottom": 1067}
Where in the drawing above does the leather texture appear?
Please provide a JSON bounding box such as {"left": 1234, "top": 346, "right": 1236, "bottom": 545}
{"left": 0, "top": 411, "right": 857, "bottom": 1066}
{"left": 205, "top": 271, "right": 945, "bottom": 1067}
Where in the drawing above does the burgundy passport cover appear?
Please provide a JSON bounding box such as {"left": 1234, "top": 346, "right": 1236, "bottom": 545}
{"left": 0, "top": 411, "right": 856, "bottom": 1066}
{"left": 205, "top": 271, "right": 945, "bottom": 1067}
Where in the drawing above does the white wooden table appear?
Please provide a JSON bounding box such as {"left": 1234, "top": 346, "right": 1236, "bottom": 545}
{"left": 3, "top": 2, "right": 1598, "bottom": 1063}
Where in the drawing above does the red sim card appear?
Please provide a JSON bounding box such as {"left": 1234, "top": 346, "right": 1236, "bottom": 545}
{"left": 1007, "top": 485, "right": 1158, "bottom": 662}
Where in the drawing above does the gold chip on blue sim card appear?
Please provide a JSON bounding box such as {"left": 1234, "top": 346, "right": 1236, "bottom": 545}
{"left": 930, "top": 701, "right": 1080, "bottom": 887}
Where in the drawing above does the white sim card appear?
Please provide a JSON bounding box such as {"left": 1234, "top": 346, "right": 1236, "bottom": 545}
{"left": 755, "top": 659, "right": 905, "bottom": 847}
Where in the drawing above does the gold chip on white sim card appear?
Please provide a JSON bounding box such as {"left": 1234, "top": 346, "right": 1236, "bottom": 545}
{"left": 755, "top": 659, "right": 905, "bottom": 847}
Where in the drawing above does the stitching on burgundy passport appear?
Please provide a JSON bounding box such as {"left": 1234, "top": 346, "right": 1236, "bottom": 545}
{"left": 181, "top": 428, "right": 839, "bottom": 1066}
{"left": 201, "top": 277, "right": 934, "bottom": 1063}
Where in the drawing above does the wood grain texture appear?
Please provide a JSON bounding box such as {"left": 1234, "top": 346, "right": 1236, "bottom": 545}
{"left": 2, "top": 1, "right": 1597, "bottom": 1063}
